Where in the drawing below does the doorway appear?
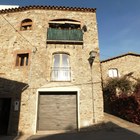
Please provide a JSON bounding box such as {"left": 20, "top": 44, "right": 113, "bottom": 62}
{"left": 0, "top": 98, "right": 11, "bottom": 135}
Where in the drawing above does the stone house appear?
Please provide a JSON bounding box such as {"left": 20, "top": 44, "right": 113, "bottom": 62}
{"left": 101, "top": 52, "right": 140, "bottom": 84}
{"left": 0, "top": 5, "right": 103, "bottom": 135}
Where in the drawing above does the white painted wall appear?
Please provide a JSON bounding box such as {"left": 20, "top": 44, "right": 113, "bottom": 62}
{"left": 0, "top": 5, "right": 19, "bottom": 10}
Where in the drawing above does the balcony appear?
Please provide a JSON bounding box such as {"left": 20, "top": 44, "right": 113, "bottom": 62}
{"left": 51, "top": 67, "right": 71, "bottom": 81}
{"left": 47, "top": 28, "right": 83, "bottom": 44}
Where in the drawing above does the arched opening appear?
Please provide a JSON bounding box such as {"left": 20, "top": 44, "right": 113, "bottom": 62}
{"left": 49, "top": 18, "right": 81, "bottom": 29}
{"left": 20, "top": 19, "right": 33, "bottom": 31}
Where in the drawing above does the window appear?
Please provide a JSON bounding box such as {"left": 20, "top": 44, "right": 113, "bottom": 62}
{"left": 51, "top": 53, "right": 71, "bottom": 81}
{"left": 108, "top": 68, "right": 119, "bottom": 78}
{"left": 16, "top": 53, "right": 29, "bottom": 66}
{"left": 20, "top": 19, "right": 32, "bottom": 31}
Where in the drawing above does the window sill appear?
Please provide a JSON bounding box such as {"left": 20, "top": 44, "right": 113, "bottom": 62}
{"left": 51, "top": 80, "right": 71, "bottom": 82}
{"left": 14, "top": 65, "right": 29, "bottom": 69}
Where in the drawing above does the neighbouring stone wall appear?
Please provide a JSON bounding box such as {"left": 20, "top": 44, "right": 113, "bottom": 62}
{"left": 101, "top": 55, "right": 140, "bottom": 84}
{"left": 0, "top": 8, "right": 103, "bottom": 134}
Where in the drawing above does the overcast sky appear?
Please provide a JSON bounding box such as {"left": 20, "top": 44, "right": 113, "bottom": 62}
{"left": 0, "top": 0, "right": 140, "bottom": 60}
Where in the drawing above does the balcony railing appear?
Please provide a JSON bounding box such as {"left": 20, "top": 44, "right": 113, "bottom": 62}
{"left": 47, "top": 28, "right": 83, "bottom": 42}
{"left": 51, "top": 67, "right": 71, "bottom": 81}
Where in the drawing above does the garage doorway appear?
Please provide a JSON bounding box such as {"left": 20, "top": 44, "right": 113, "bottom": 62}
{"left": 37, "top": 92, "right": 78, "bottom": 131}
{"left": 0, "top": 98, "right": 11, "bottom": 135}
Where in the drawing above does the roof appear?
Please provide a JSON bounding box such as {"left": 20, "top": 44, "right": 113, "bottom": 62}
{"left": 0, "top": 5, "right": 96, "bottom": 14}
{"left": 101, "top": 52, "right": 140, "bottom": 63}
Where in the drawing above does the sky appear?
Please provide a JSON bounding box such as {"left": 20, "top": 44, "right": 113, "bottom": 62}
{"left": 0, "top": 0, "right": 140, "bottom": 60}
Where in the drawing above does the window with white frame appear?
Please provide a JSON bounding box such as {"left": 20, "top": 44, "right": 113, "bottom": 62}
{"left": 51, "top": 53, "right": 71, "bottom": 81}
{"left": 108, "top": 68, "right": 119, "bottom": 78}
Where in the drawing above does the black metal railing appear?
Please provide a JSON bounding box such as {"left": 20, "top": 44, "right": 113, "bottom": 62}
{"left": 47, "top": 28, "right": 83, "bottom": 41}
{"left": 51, "top": 67, "right": 71, "bottom": 81}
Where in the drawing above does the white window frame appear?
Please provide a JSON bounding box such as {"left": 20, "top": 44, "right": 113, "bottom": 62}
{"left": 51, "top": 53, "right": 71, "bottom": 81}
{"left": 108, "top": 68, "right": 119, "bottom": 78}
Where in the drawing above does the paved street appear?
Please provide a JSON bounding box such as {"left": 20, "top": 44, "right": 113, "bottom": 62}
{"left": 1, "top": 113, "right": 140, "bottom": 140}
{"left": 0, "top": 136, "right": 17, "bottom": 140}
{"left": 28, "top": 128, "right": 140, "bottom": 140}
{"left": 1, "top": 126, "right": 140, "bottom": 140}
{"left": 25, "top": 113, "right": 140, "bottom": 140}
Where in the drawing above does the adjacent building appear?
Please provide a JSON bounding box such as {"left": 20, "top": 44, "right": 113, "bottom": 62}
{"left": 0, "top": 5, "right": 103, "bottom": 135}
{"left": 101, "top": 52, "right": 140, "bottom": 83}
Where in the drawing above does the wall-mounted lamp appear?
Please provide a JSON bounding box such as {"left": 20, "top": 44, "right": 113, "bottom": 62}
{"left": 88, "top": 50, "right": 97, "bottom": 67}
{"left": 82, "top": 25, "right": 87, "bottom": 32}
{"left": 88, "top": 50, "right": 97, "bottom": 123}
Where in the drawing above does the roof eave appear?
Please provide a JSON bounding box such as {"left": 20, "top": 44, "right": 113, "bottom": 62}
{"left": 0, "top": 5, "right": 96, "bottom": 14}
{"left": 101, "top": 52, "right": 140, "bottom": 63}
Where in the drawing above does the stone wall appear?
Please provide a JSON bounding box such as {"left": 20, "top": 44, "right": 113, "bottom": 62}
{"left": 0, "top": 7, "right": 103, "bottom": 134}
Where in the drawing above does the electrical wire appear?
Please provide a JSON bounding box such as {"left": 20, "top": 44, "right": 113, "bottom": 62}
{"left": 1, "top": 14, "right": 34, "bottom": 47}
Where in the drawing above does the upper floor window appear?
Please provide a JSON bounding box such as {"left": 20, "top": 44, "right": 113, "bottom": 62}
{"left": 16, "top": 53, "right": 29, "bottom": 66}
{"left": 20, "top": 19, "right": 32, "bottom": 31}
{"left": 108, "top": 68, "right": 119, "bottom": 78}
{"left": 47, "top": 19, "right": 83, "bottom": 43}
{"left": 51, "top": 53, "right": 71, "bottom": 81}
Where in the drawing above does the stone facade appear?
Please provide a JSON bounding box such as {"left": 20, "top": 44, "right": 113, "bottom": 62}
{"left": 101, "top": 52, "right": 140, "bottom": 84}
{"left": 0, "top": 6, "right": 103, "bottom": 135}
